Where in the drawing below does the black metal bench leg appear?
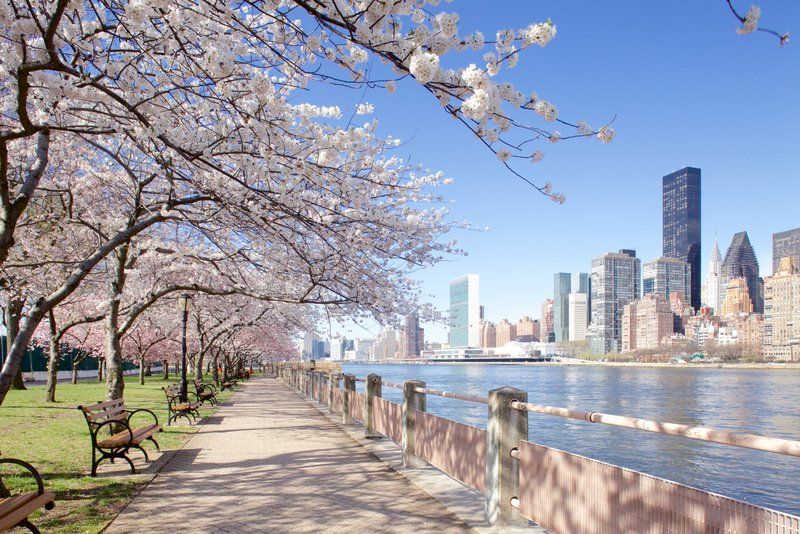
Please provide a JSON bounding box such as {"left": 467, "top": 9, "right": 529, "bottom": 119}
{"left": 148, "top": 435, "right": 160, "bottom": 451}
{"left": 133, "top": 445, "right": 150, "bottom": 462}
{"left": 120, "top": 454, "right": 136, "bottom": 474}
{"left": 91, "top": 455, "right": 105, "bottom": 477}
{"left": 18, "top": 519, "right": 40, "bottom": 534}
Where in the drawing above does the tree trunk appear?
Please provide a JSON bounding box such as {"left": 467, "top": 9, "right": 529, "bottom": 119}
{"left": 6, "top": 300, "right": 27, "bottom": 391}
{"left": 139, "top": 357, "right": 145, "bottom": 385}
{"left": 97, "top": 358, "right": 103, "bottom": 382}
{"left": 211, "top": 352, "right": 219, "bottom": 385}
{"left": 195, "top": 351, "right": 204, "bottom": 381}
{"left": 162, "top": 359, "right": 169, "bottom": 380}
{"left": 104, "top": 245, "right": 128, "bottom": 401}
{"left": 71, "top": 366, "right": 78, "bottom": 385}
{"left": 145, "top": 364, "right": 151, "bottom": 376}
{"left": 45, "top": 309, "right": 59, "bottom": 403}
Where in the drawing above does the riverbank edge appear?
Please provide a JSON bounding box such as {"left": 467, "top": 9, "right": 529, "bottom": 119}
{"left": 346, "top": 360, "right": 800, "bottom": 370}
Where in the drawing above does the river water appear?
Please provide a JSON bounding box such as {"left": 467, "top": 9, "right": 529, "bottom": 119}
{"left": 342, "top": 362, "right": 800, "bottom": 516}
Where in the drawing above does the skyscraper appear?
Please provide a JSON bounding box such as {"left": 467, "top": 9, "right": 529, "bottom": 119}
{"left": 449, "top": 274, "right": 480, "bottom": 348}
{"left": 553, "top": 273, "right": 571, "bottom": 343}
{"left": 589, "top": 249, "right": 641, "bottom": 354}
{"left": 663, "top": 167, "right": 701, "bottom": 309}
{"left": 568, "top": 292, "right": 588, "bottom": 341}
{"left": 705, "top": 237, "right": 723, "bottom": 314}
{"left": 402, "top": 314, "right": 423, "bottom": 359}
{"left": 773, "top": 227, "right": 800, "bottom": 274}
{"left": 722, "top": 231, "right": 762, "bottom": 313}
{"left": 573, "top": 272, "right": 591, "bottom": 325}
{"left": 642, "top": 257, "right": 691, "bottom": 304}
{"left": 540, "top": 299, "right": 554, "bottom": 343}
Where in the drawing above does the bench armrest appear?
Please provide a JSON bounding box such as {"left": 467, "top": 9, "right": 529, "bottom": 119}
{"left": 199, "top": 383, "right": 218, "bottom": 394}
{"left": 0, "top": 458, "right": 47, "bottom": 497}
{"left": 125, "top": 408, "right": 159, "bottom": 427}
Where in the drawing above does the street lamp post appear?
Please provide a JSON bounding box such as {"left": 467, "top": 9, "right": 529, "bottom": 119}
{"left": 178, "top": 294, "right": 193, "bottom": 402}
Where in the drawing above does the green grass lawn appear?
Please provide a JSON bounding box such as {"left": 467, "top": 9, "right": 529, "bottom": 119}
{"left": 0, "top": 376, "right": 234, "bottom": 533}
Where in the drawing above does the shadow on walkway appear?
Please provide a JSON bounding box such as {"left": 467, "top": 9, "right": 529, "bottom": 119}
{"left": 105, "top": 378, "right": 472, "bottom": 533}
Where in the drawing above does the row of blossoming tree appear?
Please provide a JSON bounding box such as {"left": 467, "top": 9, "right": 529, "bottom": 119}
{"left": 0, "top": 0, "right": 787, "bottom": 405}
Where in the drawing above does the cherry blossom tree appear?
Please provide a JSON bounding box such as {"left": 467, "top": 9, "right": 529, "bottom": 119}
{"left": 1, "top": 0, "right": 790, "bottom": 407}
{"left": 121, "top": 313, "right": 178, "bottom": 385}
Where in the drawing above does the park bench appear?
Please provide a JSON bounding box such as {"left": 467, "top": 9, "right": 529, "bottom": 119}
{"left": 194, "top": 379, "right": 218, "bottom": 406}
{"left": 77, "top": 399, "right": 162, "bottom": 477}
{"left": 220, "top": 377, "right": 237, "bottom": 391}
{"left": 163, "top": 384, "right": 202, "bottom": 425}
{"left": 0, "top": 457, "right": 55, "bottom": 533}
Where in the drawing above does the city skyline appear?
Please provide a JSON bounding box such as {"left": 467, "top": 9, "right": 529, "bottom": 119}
{"left": 318, "top": 2, "right": 798, "bottom": 344}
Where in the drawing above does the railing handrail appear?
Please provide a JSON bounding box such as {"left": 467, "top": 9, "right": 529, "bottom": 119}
{"left": 414, "top": 386, "right": 489, "bottom": 405}
{"left": 509, "top": 400, "right": 800, "bottom": 458}
{"left": 272, "top": 362, "right": 800, "bottom": 459}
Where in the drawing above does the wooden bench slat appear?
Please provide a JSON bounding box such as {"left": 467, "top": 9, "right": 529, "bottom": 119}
{"left": 87, "top": 410, "right": 127, "bottom": 423}
{"left": 81, "top": 398, "right": 124, "bottom": 412}
{"left": 96, "top": 424, "right": 162, "bottom": 449}
{"left": 0, "top": 493, "right": 38, "bottom": 520}
{"left": 0, "top": 492, "right": 54, "bottom": 530}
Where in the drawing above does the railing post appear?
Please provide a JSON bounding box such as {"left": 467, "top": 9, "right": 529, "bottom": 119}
{"left": 316, "top": 372, "right": 324, "bottom": 404}
{"left": 311, "top": 372, "right": 318, "bottom": 401}
{"left": 365, "top": 374, "right": 382, "bottom": 439}
{"left": 402, "top": 380, "right": 426, "bottom": 467}
{"left": 328, "top": 372, "right": 337, "bottom": 413}
{"left": 485, "top": 386, "right": 528, "bottom": 527}
{"left": 306, "top": 370, "right": 311, "bottom": 397}
{"left": 342, "top": 373, "right": 356, "bottom": 424}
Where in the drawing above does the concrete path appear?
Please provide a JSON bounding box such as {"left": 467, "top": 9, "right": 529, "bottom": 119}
{"left": 105, "top": 378, "right": 472, "bottom": 533}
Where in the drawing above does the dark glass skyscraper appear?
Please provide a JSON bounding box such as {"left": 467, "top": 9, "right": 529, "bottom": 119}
{"left": 722, "top": 231, "right": 762, "bottom": 313}
{"left": 663, "top": 167, "right": 701, "bottom": 309}
{"left": 773, "top": 227, "right": 800, "bottom": 274}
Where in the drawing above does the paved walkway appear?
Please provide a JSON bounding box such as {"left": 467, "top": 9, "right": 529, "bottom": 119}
{"left": 105, "top": 378, "right": 472, "bottom": 533}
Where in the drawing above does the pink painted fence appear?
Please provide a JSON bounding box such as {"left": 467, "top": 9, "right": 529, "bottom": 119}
{"left": 414, "top": 411, "right": 486, "bottom": 492}
{"left": 372, "top": 397, "right": 402, "bottom": 444}
{"left": 347, "top": 391, "right": 365, "bottom": 423}
{"left": 331, "top": 386, "right": 343, "bottom": 412}
{"left": 518, "top": 440, "right": 800, "bottom": 534}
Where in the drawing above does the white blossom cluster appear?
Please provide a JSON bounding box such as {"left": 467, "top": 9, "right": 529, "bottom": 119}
{"left": 737, "top": 5, "right": 761, "bottom": 35}
{"left": 0, "top": 0, "right": 627, "bottom": 396}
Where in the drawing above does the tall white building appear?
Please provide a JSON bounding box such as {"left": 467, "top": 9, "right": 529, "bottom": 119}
{"left": 705, "top": 237, "right": 722, "bottom": 314}
{"left": 449, "top": 274, "right": 480, "bottom": 348}
{"left": 568, "top": 292, "right": 588, "bottom": 341}
{"left": 329, "top": 338, "right": 345, "bottom": 361}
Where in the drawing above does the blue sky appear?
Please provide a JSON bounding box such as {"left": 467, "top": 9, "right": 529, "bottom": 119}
{"left": 323, "top": 1, "right": 800, "bottom": 342}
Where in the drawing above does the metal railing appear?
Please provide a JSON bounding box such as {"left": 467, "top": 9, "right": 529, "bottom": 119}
{"left": 508, "top": 400, "right": 800, "bottom": 457}
{"left": 268, "top": 362, "right": 800, "bottom": 532}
